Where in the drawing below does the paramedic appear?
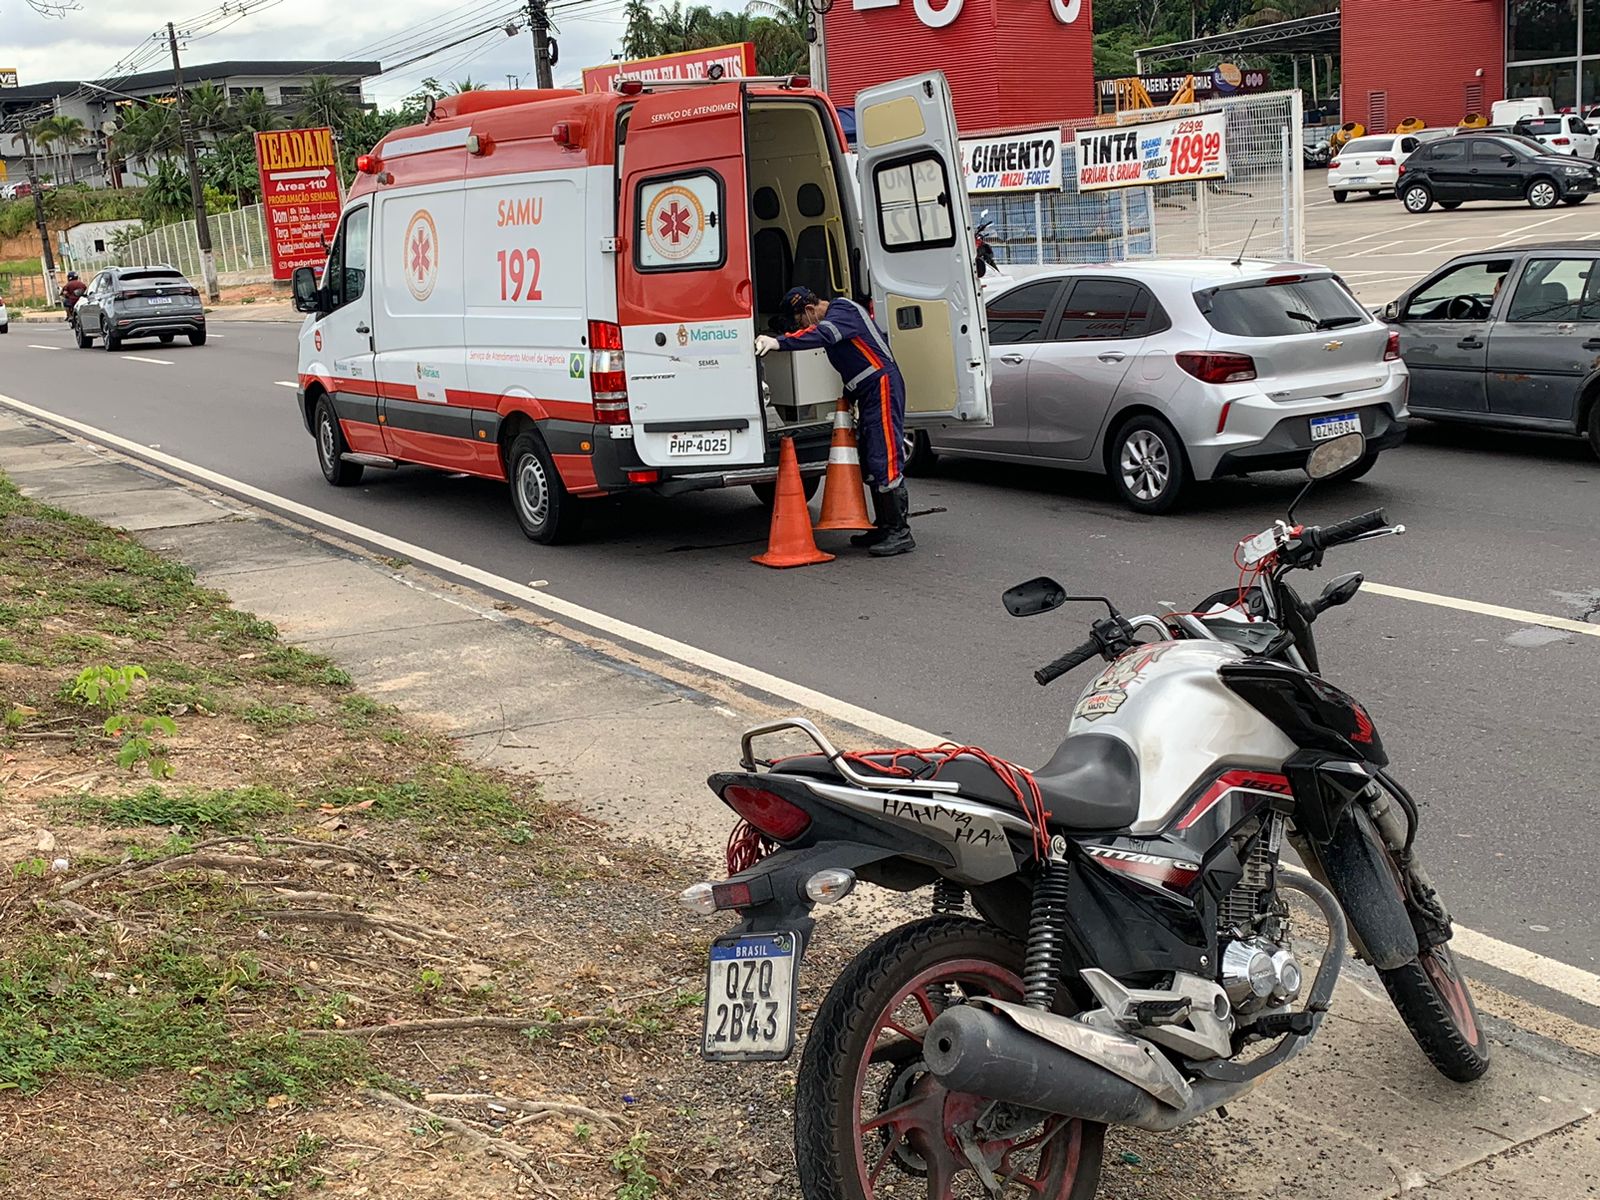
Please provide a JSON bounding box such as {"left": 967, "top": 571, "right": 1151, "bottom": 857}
{"left": 755, "top": 287, "right": 914, "bottom": 557}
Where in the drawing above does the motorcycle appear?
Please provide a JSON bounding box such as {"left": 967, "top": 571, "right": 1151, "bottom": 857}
{"left": 680, "top": 432, "right": 1488, "bottom": 1199}
{"left": 975, "top": 210, "right": 998, "bottom": 279}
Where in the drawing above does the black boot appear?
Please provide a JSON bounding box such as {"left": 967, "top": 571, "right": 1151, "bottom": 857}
{"left": 868, "top": 484, "right": 916, "bottom": 557}
{"left": 850, "top": 488, "right": 892, "bottom": 548}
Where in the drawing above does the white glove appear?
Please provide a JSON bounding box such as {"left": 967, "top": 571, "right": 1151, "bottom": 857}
{"left": 755, "top": 334, "right": 779, "bottom": 357}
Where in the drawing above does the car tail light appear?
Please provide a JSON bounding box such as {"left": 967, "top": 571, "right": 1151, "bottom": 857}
{"left": 1397, "top": 164, "right": 1407, "bottom": 176}
{"left": 588, "top": 319, "right": 629, "bottom": 425}
{"left": 1176, "top": 351, "right": 1257, "bottom": 385}
{"left": 626, "top": 469, "right": 659, "bottom": 484}
{"left": 1376, "top": 156, "right": 1397, "bottom": 166}
{"left": 1384, "top": 331, "right": 1401, "bottom": 361}
{"left": 115, "top": 291, "right": 133, "bottom": 301}
{"left": 182, "top": 286, "right": 199, "bottom": 297}
{"left": 1328, "top": 159, "right": 1340, "bottom": 169}
{"left": 721, "top": 784, "right": 812, "bottom": 841}
{"left": 1554, "top": 137, "right": 1571, "bottom": 146}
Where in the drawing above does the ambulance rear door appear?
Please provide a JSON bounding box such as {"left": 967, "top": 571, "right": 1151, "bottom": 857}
{"left": 853, "top": 72, "right": 992, "bottom": 429}
{"left": 618, "top": 84, "right": 763, "bottom": 469}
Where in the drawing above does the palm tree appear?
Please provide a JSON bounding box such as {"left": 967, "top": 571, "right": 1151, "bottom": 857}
{"left": 187, "top": 82, "right": 230, "bottom": 138}
{"left": 229, "top": 89, "right": 283, "bottom": 136}
{"left": 622, "top": 0, "right": 657, "bottom": 59}
{"left": 448, "top": 77, "right": 490, "bottom": 93}
{"left": 141, "top": 157, "right": 194, "bottom": 223}
{"left": 109, "top": 104, "right": 180, "bottom": 176}
{"left": 29, "top": 115, "right": 88, "bottom": 183}
{"left": 298, "top": 76, "right": 354, "bottom": 131}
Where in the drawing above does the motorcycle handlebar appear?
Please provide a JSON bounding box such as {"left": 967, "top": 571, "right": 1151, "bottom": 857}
{"left": 1035, "top": 639, "right": 1102, "bottom": 687}
{"left": 1304, "top": 509, "right": 1388, "bottom": 552}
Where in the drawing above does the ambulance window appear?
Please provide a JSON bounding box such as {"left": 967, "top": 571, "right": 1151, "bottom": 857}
{"left": 873, "top": 155, "right": 955, "bottom": 252}
{"left": 635, "top": 172, "right": 725, "bottom": 271}
{"left": 326, "top": 205, "right": 369, "bottom": 311}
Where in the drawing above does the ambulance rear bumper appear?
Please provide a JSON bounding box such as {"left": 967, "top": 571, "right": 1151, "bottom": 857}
{"left": 587, "top": 420, "right": 832, "bottom": 496}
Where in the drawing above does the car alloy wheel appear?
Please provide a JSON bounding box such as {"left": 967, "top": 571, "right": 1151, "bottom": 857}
{"left": 1402, "top": 185, "right": 1432, "bottom": 213}
{"left": 1528, "top": 179, "right": 1559, "bottom": 209}
{"left": 1119, "top": 429, "right": 1172, "bottom": 503}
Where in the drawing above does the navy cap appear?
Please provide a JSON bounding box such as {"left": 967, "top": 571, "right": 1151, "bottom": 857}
{"left": 782, "top": 286, "right": 819, "bottom": 313}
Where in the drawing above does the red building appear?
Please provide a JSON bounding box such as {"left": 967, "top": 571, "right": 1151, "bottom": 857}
{"left": 1342, "top": 0, "right": 1506, "bottom": 130}
{"left": 823, "top": 0, "right": 1097, "bottom": 133}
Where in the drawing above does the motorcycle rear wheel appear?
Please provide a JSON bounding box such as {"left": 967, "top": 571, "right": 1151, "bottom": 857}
{"left": 794, "top": 917, "right": 1104, "bottom": 1200}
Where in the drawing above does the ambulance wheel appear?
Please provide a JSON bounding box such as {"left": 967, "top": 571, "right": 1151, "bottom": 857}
{"left": 314, "top": 397, "right": 364, "bottom": 487}
{"left": 751, "top": 476, "right": 821, "bottom": 508}
{"left": 508, "top": 431, "right": 582, "bottom": 544}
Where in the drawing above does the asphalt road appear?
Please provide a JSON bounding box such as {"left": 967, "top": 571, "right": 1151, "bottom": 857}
{"left": 3, "top": 313, "right": 1597, "bottom": 992}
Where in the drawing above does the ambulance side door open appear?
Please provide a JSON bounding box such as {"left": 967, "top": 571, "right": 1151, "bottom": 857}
{"left": 618, "top": 84, "right": 763, "bottom": 469}
{"left": 853, "top": 72, "right": 992, "bottom": 430}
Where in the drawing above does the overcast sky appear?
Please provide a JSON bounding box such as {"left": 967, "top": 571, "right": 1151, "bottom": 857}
{"left": 1, "top": 0, "right": 706, "bottom": 109}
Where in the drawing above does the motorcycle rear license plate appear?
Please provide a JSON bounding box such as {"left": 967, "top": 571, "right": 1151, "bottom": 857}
{"left": 1310, "top": 411, "right": 1360, "bottom": 441}
{"left": 701, "top": 931, "right": 800, "bottom": 1062}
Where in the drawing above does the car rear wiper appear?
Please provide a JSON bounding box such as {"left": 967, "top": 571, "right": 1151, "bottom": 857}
{"left": 1315, "top": 315, "right": 1365, "bottom": 330}
{"left": 1283, "top": 309, "right": 1316, "bottom": 326}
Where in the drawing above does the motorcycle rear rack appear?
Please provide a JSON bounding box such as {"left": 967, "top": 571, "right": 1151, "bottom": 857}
{"left": 739, "top": 717, "right": 961, "bottom": 795}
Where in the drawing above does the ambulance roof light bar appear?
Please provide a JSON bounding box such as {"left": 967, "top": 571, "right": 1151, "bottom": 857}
{"left": 613, "top": 74, "right": 809, "bottom": 95}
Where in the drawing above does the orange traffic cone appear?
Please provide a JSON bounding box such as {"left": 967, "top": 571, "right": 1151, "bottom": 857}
{"left": 815, "top": 399, "right": 874, "bottom": 533}
{"left": 753, "top": 437, "right": 835, "bottom": 569}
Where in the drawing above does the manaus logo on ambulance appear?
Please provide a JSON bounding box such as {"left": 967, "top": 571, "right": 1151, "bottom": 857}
{"left": 404, "top": 209, "right": 439, "bottom": 302}
{"left": 646, "top": 184, "right": 707, "bottom": 263}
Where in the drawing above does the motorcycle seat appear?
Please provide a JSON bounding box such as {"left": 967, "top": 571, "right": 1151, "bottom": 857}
{"left": 773, "top": 733, "right": 1139, "bottom": 834}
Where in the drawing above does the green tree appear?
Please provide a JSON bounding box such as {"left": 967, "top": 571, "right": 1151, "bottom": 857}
{"left": 30, "top": 114, "right": 89, "bottom": 182}
{"left": 230, "top": 89, "right": 284, "bottom": 135}
{"left": 187, "top": 82, "right": 231, "bottom": 137}
{"left": 621, "top": 0, "right": 657, "bottom": 58}
{"left": 619, "top": 1, "right": 806, "bottom": 75}
{"left": 447, "top": 77, "right": 490, "bottom": 94}
{"left": 141, "top": 157, "right": 194, "bottom": 224}
{"left": 111, "top": 103, "right": 181, "bottom": 168}
{"left": 298, "top": 76, "right": 354, "bottom": 131}
{"left": 200, "top": 132, "right": 260, "bottom": 203}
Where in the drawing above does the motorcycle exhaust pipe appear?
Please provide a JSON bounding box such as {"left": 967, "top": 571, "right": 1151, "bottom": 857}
{"left": 923, "top": 1005, "right": 1256, "bottom": 1132}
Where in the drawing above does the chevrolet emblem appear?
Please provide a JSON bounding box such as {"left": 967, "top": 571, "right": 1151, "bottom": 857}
{"left": 1323, "top": 340, "right": 1344, "bottom": 351}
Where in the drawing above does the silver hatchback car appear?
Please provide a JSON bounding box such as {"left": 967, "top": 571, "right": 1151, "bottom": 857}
{"left": 911, "top": 260, "right": 1410, "bottom": 512}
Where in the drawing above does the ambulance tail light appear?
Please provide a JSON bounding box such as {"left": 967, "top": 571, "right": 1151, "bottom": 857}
{"left": 589, "top": 320, "right": 630, "bottom": 425}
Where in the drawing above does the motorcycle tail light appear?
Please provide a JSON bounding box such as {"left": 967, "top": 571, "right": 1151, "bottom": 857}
{"left": 1177, "top": 351, "right": 1257, "bottom": 385}
{"left": 721, "top": 784, "right": 812, "bottom": 841}
{"left": 711, "top": 880, "right": 754, "bottom": 908}
{"left": 1384, "top": 331, "right": 1401, "bottom": 361}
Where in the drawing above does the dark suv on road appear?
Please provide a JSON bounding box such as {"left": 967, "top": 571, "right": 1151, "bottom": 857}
{"left": 73, "top": 265, "right": 206, "bottom": 351}
{"left": 1396, "top": 134, "right": 1600, "bottom": 212}
{"left": 1382, "top": 243, "right": 1600, "bottom": 458}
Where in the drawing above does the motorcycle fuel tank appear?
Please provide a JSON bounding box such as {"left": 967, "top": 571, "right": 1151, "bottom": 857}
{"left": 1065, "top": 640, "right": 1298, "bottom": 835}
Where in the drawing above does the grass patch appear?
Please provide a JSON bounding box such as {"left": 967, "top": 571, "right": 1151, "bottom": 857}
{"left": 68, "top": 785, "right": 295, "bottom": 832}
{"left": 0, "top": 930, "right": 359, "bottom": 1117}
{"left": 242, "top": 702, "right": 317, "bottom": 731}
{"left": 320, "top": 765, "right": 534, "bottom": 831}
{"left": 250, "top": 645, "right": 351, "bottom": 687}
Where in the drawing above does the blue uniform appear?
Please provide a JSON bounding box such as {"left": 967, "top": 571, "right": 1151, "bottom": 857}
{"left": 770, "top": 297, "right": 906, "bottom": 488}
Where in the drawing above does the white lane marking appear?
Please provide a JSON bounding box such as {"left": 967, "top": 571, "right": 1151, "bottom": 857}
{"left": 1307, "top": 219, "right": 1429, "bottom": 254}
{"left": 1, "top": 391, "right": 1597, "bottom": 1005}
{"left": 26, "top": 344, "right": 60, "bottom": 351}
{"left": 1497, "top": 210, "right": 1585, "bottom": 240}
{"left": 123, "top": 355, "right": 173, "bottom": 365}
{"left": 1413, "top": 238, "right": 1466, "bottom": 256}
{"left": 1364, "top": 582, "right": 1600, "bottom": 639}
{"left": 273, "top": 381, "right": 298, "bottom": 388}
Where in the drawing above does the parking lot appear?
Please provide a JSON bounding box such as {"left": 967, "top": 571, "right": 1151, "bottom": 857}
{"left": 1303, "top": 181, "right": 1600, "bottom": 299}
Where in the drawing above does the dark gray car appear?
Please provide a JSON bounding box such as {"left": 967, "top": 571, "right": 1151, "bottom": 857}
{"left": 74, "top": 265, "right": 206, "bottom": 351}
{"left": 1383, "top": 243, "right": 1600, "bottom": 457}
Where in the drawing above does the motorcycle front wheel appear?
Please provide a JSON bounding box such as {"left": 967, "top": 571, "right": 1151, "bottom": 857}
{"left": 795, "top": 917, "right": 1104, "bottom": 1200}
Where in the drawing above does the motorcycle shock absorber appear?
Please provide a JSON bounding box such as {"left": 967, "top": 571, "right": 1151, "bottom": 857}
{"left": 1022, "top": 837, "right": 1072, "bottom": 1011}
{"left": 932, "top": 878, "right": 966, "bottom": 917}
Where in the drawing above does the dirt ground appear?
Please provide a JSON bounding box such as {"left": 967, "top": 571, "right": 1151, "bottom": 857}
{"left": 0, "top": 474, "right": 1221, "bottom": 1199}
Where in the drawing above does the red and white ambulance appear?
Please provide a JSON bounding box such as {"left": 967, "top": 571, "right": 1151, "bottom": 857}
{"left": 292, "top": 72, "right": 991, "bottom": 543}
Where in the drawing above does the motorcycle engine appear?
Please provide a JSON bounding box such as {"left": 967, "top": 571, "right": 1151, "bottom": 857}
{"left": 1216, "top": 813, "right": 1303, "bottom": 1017}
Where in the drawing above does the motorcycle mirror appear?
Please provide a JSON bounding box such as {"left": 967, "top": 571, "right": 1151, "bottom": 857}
{"left": 1003, "top": 577, "right": 1068, "bottom": 617}
{"left": 1306, "top": 432, "right": 1366, "bottom": 481}
{"left": 1315, "top": 571, "right": 1365, "bottom": 614}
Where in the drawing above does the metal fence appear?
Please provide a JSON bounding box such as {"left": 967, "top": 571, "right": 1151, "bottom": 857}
{"left": 70, "top": 204, "right": 273, "bottom": 282}
{"left": 983, "top": 89, "right": 1306, "bottom": 270}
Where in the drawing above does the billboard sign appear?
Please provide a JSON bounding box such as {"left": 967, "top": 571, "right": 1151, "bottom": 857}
{"left": 0, "top": 68, "right": 19, "bottom": 89}
{"left": 255, "top": 126, "right": 342, "bottom": 281}
{"left": 581, "top": 43, "right": 757, "bottom": 93}
{"left": 1095, "top": 65, "right": 1270, "bottom": 107}
{"left": 1076, "top": 113, "right": 1228, "bottom": 192}
{"left": 961, "top": 128, "right": 1062, "bottom": 194}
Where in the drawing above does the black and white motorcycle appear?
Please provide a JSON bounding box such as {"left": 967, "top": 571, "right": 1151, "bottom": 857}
{"left": 681, "top": 432, "right": 1488, "bottom": 1200}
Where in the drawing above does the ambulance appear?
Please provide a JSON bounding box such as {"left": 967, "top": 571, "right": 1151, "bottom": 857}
{"left": 291, "top": 71, "right": 991, "bottom": 543}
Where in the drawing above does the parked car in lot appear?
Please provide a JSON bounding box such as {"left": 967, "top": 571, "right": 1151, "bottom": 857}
{"left": 0, "top": 296, "right": 8, "bottom": 334}
{"left": 1382, "top": 243, "right": 1600, "bottom": 458}
{"left": 1398, "top": 134, "right": 1600, "bottom": 211}
{"left": 908, "top": 261, "right": 1410, "bottom": 513}
{"left": 1513, "top": 114, "right": 1600, "bottom": 158}
{"left": 1328, "top": 131, "right": 1447, "bottom": 201}
{"left": 72, "top": 265, "right": 206, "bottom": 351}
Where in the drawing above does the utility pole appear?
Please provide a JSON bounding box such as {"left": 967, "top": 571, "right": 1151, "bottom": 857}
{"left": 18, "top": 123, "right": 59, "bottom": 304}
{"left": 166, "top": 21, "right": 220, "bottom": 303}
{"left": 528, "top": 0, "right": 554, "bottom": 89}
